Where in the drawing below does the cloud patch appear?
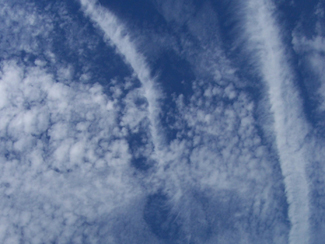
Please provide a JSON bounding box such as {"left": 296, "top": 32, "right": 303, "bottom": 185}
{"left": 0, "top": 60, "right": 148, "bottom": 243}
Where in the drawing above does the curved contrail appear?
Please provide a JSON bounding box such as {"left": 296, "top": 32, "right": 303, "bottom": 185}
{"left": 79, "top": 0, "right": 166, "bottom": 161}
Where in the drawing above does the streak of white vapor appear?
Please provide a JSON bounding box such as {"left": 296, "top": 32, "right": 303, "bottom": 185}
{"left": 79, "top": 0, "right": 165, "bottom": 157}
{"left": 243, "top": 0, "right": 310, "bottom": 243}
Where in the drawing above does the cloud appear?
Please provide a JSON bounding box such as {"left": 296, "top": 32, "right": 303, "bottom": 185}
{"left": 2, "top": 0, "right": 322, "bottom": 243}
{"left": 79, "top": 0, "right": 167, "bottom": 168}
{"left": 291, "top": 2, "right": 325, "bottom": 241}
{"left": 0, "top": 59, "right": 149, "bottom": 243}
{"left": 78, "top": 0, "right": 292, "bottom": 242}
{"left": 238, "top": 0, "right": 318, "bottom": 243}
{"left": 0, "top": 1, "right": 165, "bottom": 242}
{"left": 114, "top": 2, "right": 290, "bottom": 242}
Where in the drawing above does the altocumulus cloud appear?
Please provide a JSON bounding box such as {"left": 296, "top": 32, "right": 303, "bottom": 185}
{"left": 0, "top": 60, "right": 151, "bottom": 243}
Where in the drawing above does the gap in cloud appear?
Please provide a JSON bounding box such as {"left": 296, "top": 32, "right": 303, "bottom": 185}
{"left": 151, "top": 50, "right": 194, "bottom": 100}
{"left": 276, "top": 0, "right": 320, "bottom": 38}
{"left": 143, "top": 191, "right": 182, "bottom": 242}
{"left": 274, "top": 0, "right": 325, "bottom": 134}
{"left": 98, "top": 0, "right": 165, "bottom": 31}
{"left": 0, "top": 0, "right": 137, "bottom": 95}
{"left": 208, "top": 0, "right": 273, "bottom": 92}
{"left": 127, "top": 122, "right": 156, "bottom": 172}
{"left": 209, "top": 0, "right": 242, "bottom": 54}
{"left": 27, "top": 0, "right": 136, "bottom": 92}
{"left": 85, "top": 0, "right": 201, "bottom": 144}
{"left": 294, "top": 61, "right": 325, "bottom": 134}
{"left": 290, "top": 1, "right": 325, "bottom": 136}
{"left": 149, "top": 0, "right": 248, "bottom": 93}
{"left": 143, "top": 188, "right": 224, "bottom": 243}
{"left": 151, "top": 49, "right": 195, "bottom": 143}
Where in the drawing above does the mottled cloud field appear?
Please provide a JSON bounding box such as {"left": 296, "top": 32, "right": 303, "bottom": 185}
{"left": 0, "top": 0, "right": 324, "bottom": 243}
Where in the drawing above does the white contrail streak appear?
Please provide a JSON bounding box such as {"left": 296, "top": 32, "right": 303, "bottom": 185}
{"left": 242, "top": 0, "right": 310, "bottom": 243}
{"left": 79, "top": 0, "right": 165, "bottom": 156}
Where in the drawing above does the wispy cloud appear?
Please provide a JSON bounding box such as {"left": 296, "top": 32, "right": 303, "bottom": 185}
{"left": 240, "top": 0, "right": 313, "bottom": 243}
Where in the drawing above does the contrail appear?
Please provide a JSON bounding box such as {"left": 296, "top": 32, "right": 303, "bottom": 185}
{"left": 241, "top": 0, "right": 310, "bottom": 243}
{"left": 79, "top": 0, "right": 165, "bottom": 159}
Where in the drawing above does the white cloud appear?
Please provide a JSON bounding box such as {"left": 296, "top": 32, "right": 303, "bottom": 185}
{"left": 2, "top": 0, "right": 320, "bottom": 242}
{"left": 0, "top": 60, "right": 148, "bottom": 243}
{"left": 240, "top": 0, "right": 314, "bottom": 243}
{"left": 135, "top": 62, "right": 291, "bottom": 242}
{"left": 0, "top": 0, "right": 167, "bottom": 242}
{"left": 0, "top": 1, "right": 54, "bottom": 58}
{"left": 79, "top": 0, "right": 167, "bottom": 169}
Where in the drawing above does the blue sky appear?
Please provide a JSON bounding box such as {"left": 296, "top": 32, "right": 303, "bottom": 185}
{"left": 0, "top": 0, "right": 324, "bottom": 243}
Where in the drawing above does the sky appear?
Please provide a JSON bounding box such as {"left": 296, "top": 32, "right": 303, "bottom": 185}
{"left": 0, "top": 0, "right": 324, "bottom": 243}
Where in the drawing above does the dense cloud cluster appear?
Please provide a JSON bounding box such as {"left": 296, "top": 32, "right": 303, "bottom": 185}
{"left": 0, "top": 60, "right": 146, "bottom": 243}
